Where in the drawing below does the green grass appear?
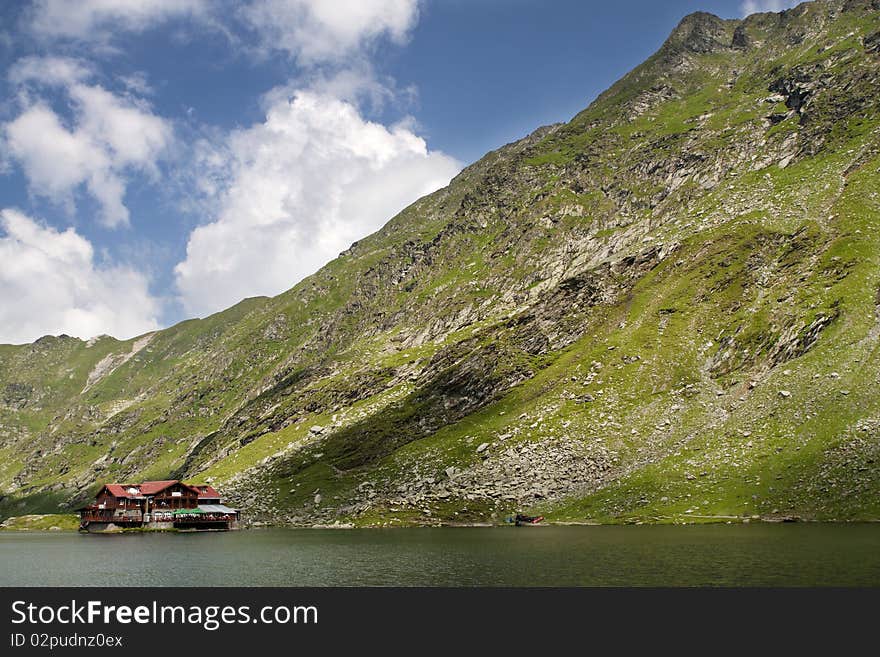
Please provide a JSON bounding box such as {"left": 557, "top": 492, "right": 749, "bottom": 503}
{"left": 0, "top": 514, "right": 79, "bottom": 531}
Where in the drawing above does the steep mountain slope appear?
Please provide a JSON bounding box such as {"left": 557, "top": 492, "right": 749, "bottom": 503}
{"left": 2, "top": 0, "right": 879, "bottom": 525}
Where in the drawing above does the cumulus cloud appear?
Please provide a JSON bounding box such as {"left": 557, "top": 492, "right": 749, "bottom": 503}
{"left": 259, "top": 65, "right": 417, "bottom": 120}
{"left": 29, "top": 0, "right": 206, "bottom": 42}
{"left": 174, "top": 89, "right": 460, "bottom": 316}
{"left": 241, "top": 0, "right": 420, "bottom": 63}
{"left": 0, "top": 209, "right": 160, "bottom": 344}
{"left": 3, "top": 57, "right": 172, "bottom": 227}
{"left": 741, "top": 0, "right": 801, "bottom": 17}
{"left": 12, "top": 0, "right": 446, "bottom": 329}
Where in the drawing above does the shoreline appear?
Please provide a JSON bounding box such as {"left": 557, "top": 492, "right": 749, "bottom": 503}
{"left": 4, "top": 513, "right": 879, "bottom": 533}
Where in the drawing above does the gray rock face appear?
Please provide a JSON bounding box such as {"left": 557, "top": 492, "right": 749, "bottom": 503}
{"left": 732, "top": 24, "right": 751, "bottom": 49}
{"left": 769, "top": 71, "right": 817, "bottom": 114}
{"left": 667, "top": 12, "right": 732, "bottom": 55}
{"left": 262, "top": 315, "right": 289, "bottom": 341}
{"left": 2, "top": 383, "right": 34, "bottom": 409}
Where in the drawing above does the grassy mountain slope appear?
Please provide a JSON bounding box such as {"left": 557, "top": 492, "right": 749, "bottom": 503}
{"left": 2, "top": 0, "right": 879, "bottom": 525}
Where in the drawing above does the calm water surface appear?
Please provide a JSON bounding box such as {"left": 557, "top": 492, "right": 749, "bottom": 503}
{"left": 2, "top": 525, "right": 879, "bottom": 586}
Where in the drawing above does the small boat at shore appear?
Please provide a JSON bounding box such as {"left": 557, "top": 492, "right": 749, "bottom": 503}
{"left": 507, "top": 514, "right": 545, "bottom": 526}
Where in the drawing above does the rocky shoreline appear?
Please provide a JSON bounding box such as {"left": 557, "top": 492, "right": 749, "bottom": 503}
{"left": 4, "top": 511, "right": 875, "bottom": 532}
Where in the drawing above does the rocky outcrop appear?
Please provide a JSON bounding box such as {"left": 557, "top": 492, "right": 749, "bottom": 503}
{"left": 666, "top": 12, "right": 733, "bottom": 55}
{"left": 82, "top": 333, "right": 155, "bottom": 392}
{"left": 2, "top": 383, "right": 34, "bottom": 409}
{"left": 769, "top": 68, "right": 821, "bottom": 116}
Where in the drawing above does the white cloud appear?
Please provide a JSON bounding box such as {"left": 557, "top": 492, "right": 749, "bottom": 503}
{"left": 14, "top": 0, "right": 442, "bottom": 326}
{"left": 8, "top": 55, "right": 93, "bottom": 87}
{"left": 242, "top": 0, "right": 420, "bottom": 63}
{"left": 3, "top": 57, "right": 172, "bottom": 228}
{"left": 741, "top": 0, "right": 801, "bottom": 17}
{"left": 4, "top": 105, "right": 114, "bottom": 215}
{"left": 0, "top": 208, "right": 160, "bottom": 344}
{"left": 69, "top": 84, "right": 170, "bottom": 171}
{"left": 27, "top": 0, "right": 417, "bottom": 63}
{"left": 174, "top": 89, "right": 460, "bottom": 316}
{"left": 117, "top": 71, "right": 154, "bottom": 96}
{"left": 29, "top": 0, "right": 206, "bottom": 41}
{"left": 259, "top": 65, "right": 418, "bottom": 120}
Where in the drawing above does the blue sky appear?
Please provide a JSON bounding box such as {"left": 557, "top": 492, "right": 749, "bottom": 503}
{"left": 0, "top": 0, "right": 800, "bottom": 344}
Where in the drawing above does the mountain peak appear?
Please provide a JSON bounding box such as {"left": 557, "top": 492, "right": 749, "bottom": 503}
{"left": 665, "top": 11, "right": 734, "bottom": 54}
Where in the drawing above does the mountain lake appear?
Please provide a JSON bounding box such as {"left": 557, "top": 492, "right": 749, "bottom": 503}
{"left": 2, "top": 524, "right": 880, "bottom": 586}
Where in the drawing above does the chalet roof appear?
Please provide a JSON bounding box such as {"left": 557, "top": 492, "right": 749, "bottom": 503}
{"left": 140, "top": 480, "right": 185, "bottom": 495}
{"left": 102, "top": 484, "right": 144, "bottom": 499}
{"left": 96, "top": 479, "right": 207, "bottom": 500}
{"left": 198, "top": 504, "right": 237, "bottom": 513}
{"left": 193, "top": 485, "right": 221, "bottom": 499}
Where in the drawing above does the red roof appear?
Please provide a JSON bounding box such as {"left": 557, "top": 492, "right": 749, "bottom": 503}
{"left": 101, "top": 484, "right": 142, "bottom": 499}
{"left": 139, "top": 480, "right": 184, "bottom": 495}
{"left": 194, "top": 485, "right": 221, "bottom": 499}
{"left": 97, "top": 480, "right": 206, "bottom": 500}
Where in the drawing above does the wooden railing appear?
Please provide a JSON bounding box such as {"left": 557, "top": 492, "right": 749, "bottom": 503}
{"left": 80, "top": 510, "right": 237, "bottom": 525}
{"left": 80, "top": 512, "right": 143, "bottom": 523}
{"left": 168, "top": 515, "right": 238, "bottom": 523}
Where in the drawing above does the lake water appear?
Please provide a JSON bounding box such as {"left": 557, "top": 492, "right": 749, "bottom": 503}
{"left": 2, "top": 524, "right": 880, "bottom": 587}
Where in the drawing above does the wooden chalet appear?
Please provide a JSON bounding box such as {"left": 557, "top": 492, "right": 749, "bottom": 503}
{"left": 79, "top": 480, "right": 239, "bottom": 532}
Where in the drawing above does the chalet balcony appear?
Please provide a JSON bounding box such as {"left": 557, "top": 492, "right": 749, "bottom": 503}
{"left": 79, "top": 510, "right": 144, "bottom": 524}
